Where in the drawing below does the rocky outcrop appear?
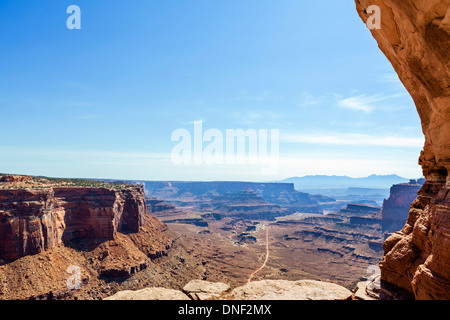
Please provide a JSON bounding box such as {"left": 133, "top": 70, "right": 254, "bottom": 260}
{"left": 162, "top": 218, "right": 208, "bottom": 227}
{"left": 379, "top": 182, "right": 450, "bottom": 299}
{"left": 105, "top": 279, "right": 352, "bottom": 300}
{"left": 182, "top": 280, "right": 230, "bottom": 300}
{"left": 339, "top": 204, "right": 381, "bottom": 217}
{"left": 0, "top": 175, "right": 32, "bottom": 183}
{"left": 224, "top": 280, "right": 352, "bottom": 300}
{"left": 146, "top": 198, "right": 176, "bottom": 214}
{"left": 0, "top": 186, "right": 146, "bottom": 261}
{"left": 381, "top": 180, "right": 424, "bottom": 235}
{"left": 221, "top": 280, "right": 352, "bottom": 300}
{"left": 353, "top": 275, "right": 381, "bottom": 300}
{"left": 104, "top": 287, "right": 190, "bottom": 300}
{"left": 355, "top": 0, "right": 450, "bottom": 299}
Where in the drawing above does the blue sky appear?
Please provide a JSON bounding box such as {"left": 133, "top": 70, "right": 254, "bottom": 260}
{"left": 0, "top": 0, "right": 424, "bottom": 181}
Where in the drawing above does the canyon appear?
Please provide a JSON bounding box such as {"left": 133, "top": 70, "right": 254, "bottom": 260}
{"left": 0, "top": 171, "right": 430, "bottom": 300}
{"left": 0, "top": 174, "right": 402, "bottom": 300}
{"left": 1, "top": 0, "right": 449, "bottom": 301}
{"left": 147, "top": 181, "right": 386, "bottom": 291}
{"left": 0, "top": 166, "right": 428, "bottom": 299}
{"left": 355, "top": 0, "right": 450, "bottom": 299}
{"left": 0, "top": 175, "right": 206, "bottom": 299}
{"left": 144, "top": 181, "right": 322, "bottom": 215}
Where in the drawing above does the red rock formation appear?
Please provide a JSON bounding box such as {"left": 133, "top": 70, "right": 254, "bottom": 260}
{"left": 381, "top": 181, "right": 424, "bottom": 235}
{"left": 355, "top": 0, "right": 450, "bottom": 299}
{"left": 0, "top": 186, "right": 146, "bottom": 261}
{"left": 146, "top": 198, "right": 177, "bottom": 214}
{"left": 0, "top": 175, "right": 32, "bottom": 183}
{"left": 339, "top": 204, "right": 381, "bottom": 217}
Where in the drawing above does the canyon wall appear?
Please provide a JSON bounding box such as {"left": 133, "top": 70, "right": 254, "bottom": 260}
{"left": 144, "top": 181, "right": 296, "bottom": 197}
{"left": 0, "top": 186, "right": 146, "bottom": 261}
{"left": 145, "top": 181, "right": 322, "bottom": 214}
{"left": 355, "top": 0, "right": 450, "bottom": 299}
{"left": 381, "top": 180, "right": 424, "bottom": 235}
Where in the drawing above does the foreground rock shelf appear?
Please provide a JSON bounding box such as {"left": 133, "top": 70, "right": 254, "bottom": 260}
{"left": 104, "top": 279, "right": 354, "bottom": 300}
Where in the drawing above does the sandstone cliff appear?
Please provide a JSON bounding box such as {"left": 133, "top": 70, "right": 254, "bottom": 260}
{"left": 339, "top": 203, "right": 381, "bottom": 217}
{"left": 0, "top": 185, "right": 146, "bottom": 261}
{"left": 381, "top": 180, "right": 424, "bottom": 235}
{"left": 355, "top": 0, "right": 450, "bottom": 299}
{"left": 0, "top": 176, "right": 195, "bottom": 299}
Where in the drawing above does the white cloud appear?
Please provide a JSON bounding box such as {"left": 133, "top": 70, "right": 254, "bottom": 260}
{"left": 226, "top": 110, "right": 282, "bottom": 126}
{"left": 299, "top": 91, "right": 336, "bottom": 107}
{"left": 300, "top": 91, "right": 322, "bottom": 106}
{"left": 337, "top": 93, "right": 408, "bottom": 113}
{"left": 282, "top": 132, "right": 424, "bottom": 148}
{"left": 338, "top": 95, "right": 378, "bottom": 113}
{"left": 380, "top": 73, "right": 403, "bottom": 85}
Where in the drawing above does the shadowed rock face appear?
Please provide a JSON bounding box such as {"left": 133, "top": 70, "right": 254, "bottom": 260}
{"left": 381, "top": 181, "right": 424, "bottom": 235}
{"left": 355, "top": 0, "right": 450, "bottom": 299}
{"left": 0, "top": 186, "right": 146, "bottom": 261}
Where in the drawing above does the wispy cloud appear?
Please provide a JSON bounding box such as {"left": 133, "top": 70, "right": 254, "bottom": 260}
{"left": 235, "top": 89, "right": 272, "bottom": 102}
{"left": 338, "top": 95, "right": 379, "bottom": 113}
{"left": 298, "top": 90, "right": 408, "bottom": 114}
{"left": 299, "top": 91, "right": 335, "bottom": 107}
{"left": 380, "top": 73, "right": 402, "bottom": 84}
{"left": 337, "top": 93, "right": 407, "bottom": 113}
{"left": 225, "top": 110, "right": 282, "bottom": 126}
{"left": 282, "top": 132, "right": 424, "bottom": 148}
{"left": 300, "top": 91, "right": 323, "bottom": 106}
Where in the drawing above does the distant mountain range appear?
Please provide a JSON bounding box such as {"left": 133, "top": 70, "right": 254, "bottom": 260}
{"left": 278, "top": 174, "right": 414, "bottom": 190}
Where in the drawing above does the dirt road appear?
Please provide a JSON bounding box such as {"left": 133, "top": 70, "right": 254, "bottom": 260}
{"left": 247, "top": 224, "right": 270, "bottom": 283}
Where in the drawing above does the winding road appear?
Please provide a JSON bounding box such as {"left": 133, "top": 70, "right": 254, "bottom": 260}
{"left": 247, "top": 224, "right": 270, "bottom": 283}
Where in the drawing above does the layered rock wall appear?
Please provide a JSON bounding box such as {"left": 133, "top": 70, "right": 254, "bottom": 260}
{"left": 355, "top": 0, "right": 450, "bottom": 299}
{"left": 145, "top": 181, "right": 322, "bottom": 215}
{"left": 381, "top": 181, "right": 424, "bottom": 235}
{"left": 144, "top": 181, "right": 296, "bottom": 197}
{"left": 0, "top": 186, "right": 146, "bottom": 261}
{"left": 339, "top": 204, "right": 381, "bottom": 217}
